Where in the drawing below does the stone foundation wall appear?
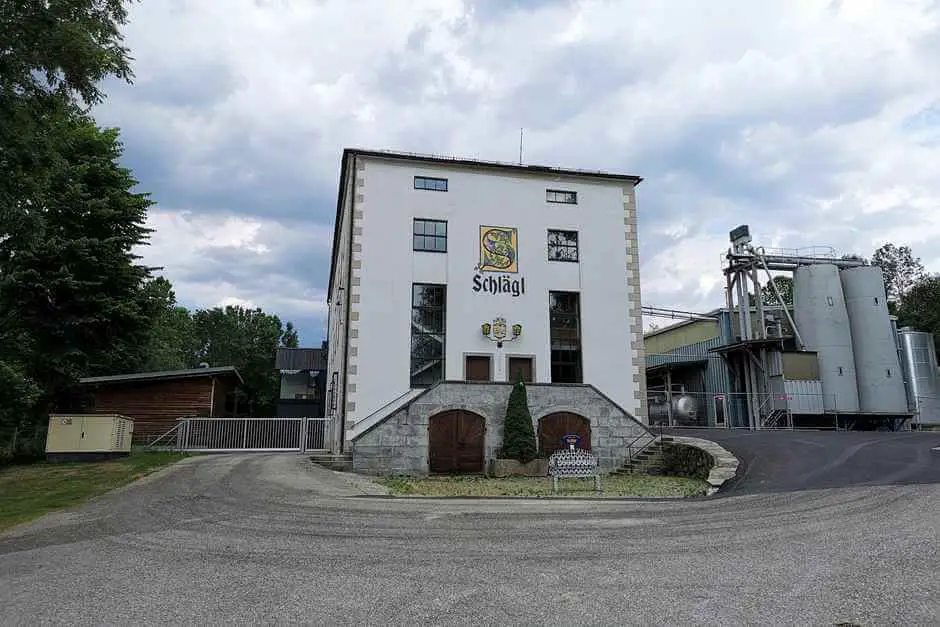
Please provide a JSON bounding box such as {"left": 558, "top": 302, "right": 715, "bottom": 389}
{"left": 352, "top": 381, "right": 652, "bottom": 476}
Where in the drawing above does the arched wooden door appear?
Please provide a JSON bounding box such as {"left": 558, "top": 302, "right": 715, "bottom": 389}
{"left": 538, "top": 412, "right": 591, "bottom": 455}
{"left": 428, "top": 410, "right": 486, "bottom": 474}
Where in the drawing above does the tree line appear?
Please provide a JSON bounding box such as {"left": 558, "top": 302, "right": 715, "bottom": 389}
{"left": 0, "top": 2, "right": 298, "bottom": 462}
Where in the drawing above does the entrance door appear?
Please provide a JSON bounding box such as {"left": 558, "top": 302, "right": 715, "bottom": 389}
{"left": 538, "top": 412, "right": 591, "bottom": 455}
{"left": 428, "top": 410, "right": 486, "bottom": 473}
{"left": 465, "top": 355, "right": 492, "bottom": 382}
{"left": 507, "top": 357, "right": 534, "bottom": 383}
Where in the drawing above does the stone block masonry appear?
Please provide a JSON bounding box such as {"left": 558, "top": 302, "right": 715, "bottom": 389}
{"left": 352, "top": 381, "right": 653, "bottom": 476}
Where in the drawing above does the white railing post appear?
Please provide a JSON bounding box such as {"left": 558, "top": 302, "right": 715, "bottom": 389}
{"left": 300, "top": 417, "right": 308, "bottom": 453}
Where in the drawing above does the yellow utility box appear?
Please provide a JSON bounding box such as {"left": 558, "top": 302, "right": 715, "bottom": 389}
{"left": 45, "top": 414, "right": 134, "bottom": 462}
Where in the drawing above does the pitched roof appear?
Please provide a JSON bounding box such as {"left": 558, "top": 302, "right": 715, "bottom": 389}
{"left": 328, "top": 147, "right": 644, "bottom": 297}
{"left": 275, "top": 347, "right": 327, "bottom": 371}
{"left": 79, "top": 366, "right": 244, "bottom": 386}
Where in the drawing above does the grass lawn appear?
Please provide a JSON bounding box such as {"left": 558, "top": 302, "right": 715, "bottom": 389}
{"left": 380, "top": 474, "right": 710, "bottom": 498}
{"left": 0, "top": 451, "right": 186, "bottom": 532}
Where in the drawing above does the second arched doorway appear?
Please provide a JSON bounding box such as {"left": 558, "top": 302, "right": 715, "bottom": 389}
{"left": 538, "top": 412, "right": 591, "bottom": 456}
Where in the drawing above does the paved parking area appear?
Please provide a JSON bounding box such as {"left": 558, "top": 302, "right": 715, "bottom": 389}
{"left": 668, "top": 428, "right": 940, "bottom": 494}
{"left": 1, "top": 435, "right": 938, "bottom": 625}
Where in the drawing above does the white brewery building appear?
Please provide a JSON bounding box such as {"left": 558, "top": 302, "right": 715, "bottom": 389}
{"left": 325, "top": 149, "right": 652, "bottom": 475}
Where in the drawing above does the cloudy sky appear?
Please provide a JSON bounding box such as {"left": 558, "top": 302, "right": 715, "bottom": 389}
{"left": 94, "top": 0, "right": 940, "bottom": 344}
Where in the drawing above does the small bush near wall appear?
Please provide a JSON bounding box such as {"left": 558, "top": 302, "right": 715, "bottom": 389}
{"left": 661, "top": 442, "right": 714, "bottom": 481}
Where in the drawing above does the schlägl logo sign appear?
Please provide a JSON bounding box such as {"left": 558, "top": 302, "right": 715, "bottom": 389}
{"left": 472, "top": 225, "right": 526, "bottom": 297}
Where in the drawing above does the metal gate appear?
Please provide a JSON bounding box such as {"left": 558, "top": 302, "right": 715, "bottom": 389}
{"left": 164, "top": 417, "right": 332, "bottom": 452}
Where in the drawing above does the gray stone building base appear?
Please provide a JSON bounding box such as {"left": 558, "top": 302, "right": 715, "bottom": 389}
{"left": 351, "top": 381, "right": 652, "bottom": 476}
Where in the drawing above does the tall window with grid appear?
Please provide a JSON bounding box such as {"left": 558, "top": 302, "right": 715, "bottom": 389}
{"left": 549, "top": 291, "right": 582, "bottom": 383}
{"left": 410, "top": 283, "right": 447, "bottom": 387}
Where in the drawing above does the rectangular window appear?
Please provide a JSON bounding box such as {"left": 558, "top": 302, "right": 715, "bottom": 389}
{"left": 547, "top": 229, "right": 579, "bottom": 262}
{"left": 414, "top": 176, "right": 448, "bottom": 192}
{"left": 465, "top": 355, "right": 492, "bottom": 382}
{"left": 411, "top": 283, "right": 446, "bottom": 387}
{"left": 549, "top": 291, "right": 582, "bottom": 383}
{"left": 546, "top": 189, "right": 577, "bottom": 204}
{"left": 413, "top": 218, "right": 447, "bottom": 252}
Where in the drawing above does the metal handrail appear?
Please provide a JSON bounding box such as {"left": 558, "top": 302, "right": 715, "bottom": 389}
{"left": 625, "top": 430, "right": 660, "bottom": 461}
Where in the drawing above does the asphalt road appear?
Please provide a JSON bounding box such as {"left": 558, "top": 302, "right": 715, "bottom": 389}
{"left": 669, "top": 428, "right": 940, "bottom": 494}
{"left": 1, "top": 432, "right": 939, "bottom": 626}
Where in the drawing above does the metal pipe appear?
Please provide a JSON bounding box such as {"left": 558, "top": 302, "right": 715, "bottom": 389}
{"left": 756, "top": 250, "right": 805, "bottom": 350}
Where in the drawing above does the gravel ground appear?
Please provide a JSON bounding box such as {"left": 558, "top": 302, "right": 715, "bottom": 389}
{"left": 1, "top": 437, "right": 938, "bottom": 626}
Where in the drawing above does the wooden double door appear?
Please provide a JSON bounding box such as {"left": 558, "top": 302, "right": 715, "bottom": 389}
{"left": 428, "top": 410, "right": 486, "bottom": 474}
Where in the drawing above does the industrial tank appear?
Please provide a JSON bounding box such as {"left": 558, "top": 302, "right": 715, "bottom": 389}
{"left": 839, "top": 266, "right": 909, "bottom": 413}
{"left": 793, "top": 264, "right": 860, "bottom": 412}
{"left": 898, "top": 328, "right": 940, "bottom": 425}
{"left": 648, "top": 394, "right": 700, "bottom": 426}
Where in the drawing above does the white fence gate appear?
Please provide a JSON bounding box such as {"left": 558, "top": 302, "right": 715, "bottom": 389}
{"left": 164, "top": 417, "right": 332, "bottom": 453}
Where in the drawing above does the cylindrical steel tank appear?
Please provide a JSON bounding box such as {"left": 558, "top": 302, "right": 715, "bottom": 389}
{"left": 647, "top": 394, "right": 700, "bottom": 426}
{"left": 898, "top": 328, "right": 940, "bottom": 425}
{"left": 793, "top": 264, "right": 860, "bottom": 412}
{"left": 839, "top": 266, "right": 909, "bottom": 413}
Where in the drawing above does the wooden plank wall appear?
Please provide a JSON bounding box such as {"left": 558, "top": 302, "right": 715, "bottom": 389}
{"left": 92, "top": 378, "right": 214, "bottom": 441}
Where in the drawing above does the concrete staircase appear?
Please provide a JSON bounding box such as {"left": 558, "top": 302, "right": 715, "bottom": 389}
{"left": 309, "top": 452, "right": 353, "bottom": 472}
{"left": 612, "top": 435, "right": 673, "bottom": 475}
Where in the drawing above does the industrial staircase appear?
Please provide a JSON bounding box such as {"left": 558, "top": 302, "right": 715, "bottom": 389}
{"left": 309, "top": 452, "right": 353, "bottom": 472}
{"left": 612, "top": 435, "right": 673, "bottom": 475}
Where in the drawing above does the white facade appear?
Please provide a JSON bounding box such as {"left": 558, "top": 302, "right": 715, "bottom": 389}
{"left": 326, "top": 150, "right": 647, "bottom": 449}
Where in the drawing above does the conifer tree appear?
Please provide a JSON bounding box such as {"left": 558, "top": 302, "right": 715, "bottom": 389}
{"left": 500, "top": 372, "right": 537, "bottom": 463}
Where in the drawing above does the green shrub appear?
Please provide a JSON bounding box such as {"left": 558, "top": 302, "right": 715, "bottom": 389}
{"left": 661, "top": 442, "right": 713, "bottom": 480}
{"left": 500, "top": 373, "right": 537, "bottom": 463}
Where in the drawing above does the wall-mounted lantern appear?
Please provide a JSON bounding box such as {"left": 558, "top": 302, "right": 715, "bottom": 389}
{"left": 481, "top": 317, "right": 522, "bottom": 348}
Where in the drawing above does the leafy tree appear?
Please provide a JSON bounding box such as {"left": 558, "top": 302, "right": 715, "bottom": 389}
{"left": 139, "top": 277, "right": 197, "bottom": 371}
{"left": 0, "top": 0, "right": 136, "bottom": 106}
{"left": 281, "top": 322, "right": 300, "bottom": 348}
{"left": 760, "top": 275, "right": 793, "bottom": 307}
{"left": 896, "top": 274, "right": 940, "bottom": 357}
{"left": 871, "top": 243, "right": 925, "bottom": 304}
{"left": 500, "top": 372, "right": 537, "bottom": 463}
{"left": 190, "top": 305, "right": 296, "bottom": 416}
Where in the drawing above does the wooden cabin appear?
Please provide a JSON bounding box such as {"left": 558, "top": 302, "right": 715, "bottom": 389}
{"left": 79, "top": 366, "right": 244, "bottom": 442}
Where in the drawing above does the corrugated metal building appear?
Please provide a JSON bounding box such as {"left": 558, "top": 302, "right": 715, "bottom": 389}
{"left": 645, "top": 316, "right": 734, "bottom": 427}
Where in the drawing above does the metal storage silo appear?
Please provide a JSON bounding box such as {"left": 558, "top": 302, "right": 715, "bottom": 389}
{"left": 898, "top": 328, "right": 940, "bottom": 426}
{"left": 839, "top": 266, "right": 909, "bottom": 414}
{"left": 793, "top": 264, "right": 860, "bottom": 412}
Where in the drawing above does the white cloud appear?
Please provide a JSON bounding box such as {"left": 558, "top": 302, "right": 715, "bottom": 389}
{"left": 89, "top": 0, "right": 940, "bottom": 341}
{"left": 138, "top": 209, "right": 331, "bottom": 328}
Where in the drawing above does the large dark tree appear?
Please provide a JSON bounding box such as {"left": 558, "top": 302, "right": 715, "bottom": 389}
{"left": 0, "top": 110, "right": 155, "bottom": 410}
{"left": 0, "top": 0, "right": 144, "bottom": 461}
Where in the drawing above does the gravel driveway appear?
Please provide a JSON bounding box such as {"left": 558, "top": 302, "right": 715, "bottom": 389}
{"left": 1, "top": 435, "right": 938, "bottom": 626}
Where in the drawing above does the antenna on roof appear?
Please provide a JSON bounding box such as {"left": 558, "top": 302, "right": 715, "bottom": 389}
{"left": 518, "top": 128, "right": 524, "bottom": 165}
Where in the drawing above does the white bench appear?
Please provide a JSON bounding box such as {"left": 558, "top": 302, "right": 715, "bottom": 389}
{"left": 547, "top": 448, "right": 602, "bottom": 494}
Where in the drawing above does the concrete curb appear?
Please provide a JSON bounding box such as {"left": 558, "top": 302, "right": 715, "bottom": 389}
{"left": 665, "top": 435, "right": 740, "bottom": 496}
